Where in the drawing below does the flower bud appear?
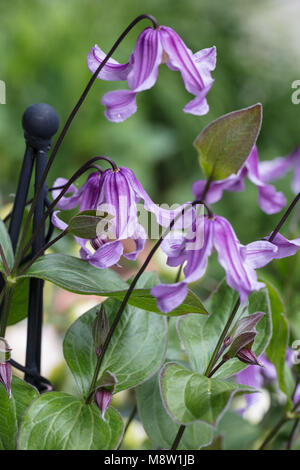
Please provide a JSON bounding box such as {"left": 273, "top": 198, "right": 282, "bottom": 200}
{"left": 225, "top": 312, "right": 265, "bottom": 349}
{"left": 0, "top": 361, "right": 12, "bottom": 398}
{"left": 92, "top": 305, "right": 109, "bottom": 356}
{"left": 95, "top": 388, "right": 113, "bottom": 421}
{"left": 236, "top": 348, "right": 262, "bottom": 366}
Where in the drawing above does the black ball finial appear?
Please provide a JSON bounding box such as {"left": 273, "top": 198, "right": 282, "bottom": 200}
{"left": 22, "top": 103, "right": 60, "bottom": 140}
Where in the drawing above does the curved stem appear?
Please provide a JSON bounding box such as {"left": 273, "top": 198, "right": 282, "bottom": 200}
{"left": 14, "top": 14, "right": 158, "bottom": 277}
{"left": 116, "top": 404, "right": 137, "bottom": 450}
{"left": 85, "top": 200, "right": 204, "bottom": 404}
{"left": 269, "top": 191, "right": 300, "bottom": 242}
{"left": 13, "top": 156, "right": 115, "bottom": 272}
{"left": 286, "top": 418, "right": 299, "bottom": 450}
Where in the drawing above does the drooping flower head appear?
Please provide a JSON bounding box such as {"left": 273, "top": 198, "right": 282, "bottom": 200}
{"left": 193, "top": 146, "right": 287, "bottom": 214}
{"left": 52, "top": 166, "right": 192, "bottom": 268}
{"left": 151, "top": 214, "right": 278, "bottom": 313}
{"left": 87, "top": 25, "right": 216, "bottom": 122}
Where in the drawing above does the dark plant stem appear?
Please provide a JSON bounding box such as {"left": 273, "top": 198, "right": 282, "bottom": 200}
{"left": 204, "top": 298, "right": 241, "bottom": 376}
{"left": 0, "top": 243, "right": 11, "bottom": 278}
{"left": 258, "top": 416, "right": 289, "bottom": 450}
{"left": 85, "top": 200, "right": 204, "bottom": 404}
{"left": 207, "top": 357, "right": 228, "bottom": 378}
{"left": 18, "top": 229, "right": 68, "bottom": 276}
{"left": 175, "top": 264, "right": 183, "bottom": 283}
{"left": 15, "top": 14, "right": 158, "bottom": 279}
{"left": 171, "top": 424, "right": 186, "bottom": 450}
{"left": 116, "top": 404, "right": 138, "bottom": 450}
{"left": 269, "top": 191, "right": 300, "bottom": 242}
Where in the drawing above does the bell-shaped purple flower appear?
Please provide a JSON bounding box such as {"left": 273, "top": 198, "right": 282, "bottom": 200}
{"left": 87, "top": 26, "right": 216, "bottom": 122}
{"left": 52, "top": 166, "right": 190, "bottom": 269}
{"left": 193, "top": 146, "right": 286, "bottom": 214}
{"left": 259, "top": 145, "right": 300, "bottom": 194}
{"left": 151, "top": 214, "right": 278, "bottom": 313}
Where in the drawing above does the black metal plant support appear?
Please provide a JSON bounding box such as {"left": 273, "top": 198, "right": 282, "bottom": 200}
{"left": 1, "top": 103, "right": 60, "bottom": 392}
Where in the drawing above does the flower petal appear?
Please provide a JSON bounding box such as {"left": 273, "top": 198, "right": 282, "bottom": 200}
{"left": 52, "top": 177, "right": 83, "bottom": 210}
{"left": 184, "top": 216, "right": 214, "bottom": 283}
{"left": 51, "top": 211, "right": 68, "bottom": 231}
{"left": 242, "top": 240, "right": 278, "bottom": 269}
{"left": 151, "top": 282, "right": 188, "bottom": 313}
{"left": 127, "top": 27, "right": 163, "bottom": 92}
{"left": 268, "top": 232, "right": 300, "bottom": 259}
{"left": 101, "top": 90, "right": 137, "bottom": 123}
{"left": 123, "top": 224, "right": 147, "bottom": 260}
{"left": 87, "top": 44, "right": 132, "bottom": 81}
{"left": 213, "top": 216, "right": 264, "bottom": 302}
{"left": 83, "top": 240, "right": 124, "bottom": 269}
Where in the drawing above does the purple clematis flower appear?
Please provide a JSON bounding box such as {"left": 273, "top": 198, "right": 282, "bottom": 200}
{"left": 87, "top": 26, "right": 216, "bottom": 122}
{"left": 52, "top": 167, "right": 191, "bottom": 269}
{"left": 151, "top": 214, "right": 278, "bottom": 313}
{"left": 259, "top": 145, "right": 300, "bottom": 194}
{"left": 192, "top": 146, "right": 286, "bottom": 214}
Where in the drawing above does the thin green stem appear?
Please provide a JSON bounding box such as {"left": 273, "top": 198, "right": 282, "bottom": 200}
{"left": 286, "top": 418, "right": 299, "bottom": 450}
{"left": 258, "top": 416, "right": 289, "bottom": 450}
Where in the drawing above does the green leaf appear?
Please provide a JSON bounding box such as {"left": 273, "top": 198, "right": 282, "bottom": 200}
{"left": 218, "top": 411, "right": 261, "bottom": 450}
{"left": 63, "top": 298, "right": 167, "bottom": 397}
{"left": 178, "top": 281, "right": 271, "bottom": 378}
{"left": 18, "top": 392, "right": 123, "bottom": 450}
{"left": 68, "top": 210, "right": 112, "bottom": 239}
{"left": 160, "top": 362, "right": 253, "bottom": 426}
{"left": 194, "top": 103, "right": 262, "bottom": 180}
{"left": 137, "top": 372, "right": 213, "bottom": 450}
{"left": 19, "top": 254, "right": 128, "bottom": 294}
{"left": 0, "top": 218, "right": 14, "bottom": 273}
{"left": 7, "top": 278, "right": 29, "bottom": 325}
{"left": 19, "top": 254, "right": 207, "bottom": 316}
{"left": 264, "top": 281, "right": 289, "bottom": 400}
{"left": 0, "top": 376, "right": 38, "bottom": 450}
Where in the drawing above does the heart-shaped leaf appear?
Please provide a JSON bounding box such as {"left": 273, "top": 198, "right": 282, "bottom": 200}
{"left": 18, "top": 392, "right": 123, "bottom": 450}
{"left": 63, "top": 298, "right": 167, "bottom": 397}
{"left": 19, "top": 254, "right": 207, "bottom": 316}
{"left": 194, "top": 103, "right": 262, "bottom": 180}
{"left": 137, "top": 372, "right": 213, "bottom": 450}
{"left": 160, "top": 363, "right": 253, "bottom": 426}
{"left": 0, "top": 376, "right": 38, "bottom": 450}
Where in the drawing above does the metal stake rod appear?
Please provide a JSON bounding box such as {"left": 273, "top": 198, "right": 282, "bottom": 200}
{"left": 17, "top": 103, "right": 59, "bottom": 391}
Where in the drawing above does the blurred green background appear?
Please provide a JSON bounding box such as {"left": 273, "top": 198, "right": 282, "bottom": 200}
{"left": 1, "top": 0, "right": 300, "bottom": 449}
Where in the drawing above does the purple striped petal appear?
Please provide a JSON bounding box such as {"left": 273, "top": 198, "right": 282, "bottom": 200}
{"left": 101, "top": 90, "right": 137, "bottom": 123}
{"left": 0, "top": 362, "right": 12, "bottom": 398}
{"left": 87, "top": 45, "right": 132, "bottom": 81}
{"left": 184, "top": 216, "right": 214, "bottom": 283}
{"left": 242, "top": 240, "right": 278, "bottom": 269}
{"left": 127, "top": 27, "right": 162, "bottom": 92}
{"left": 268, "top": 232, "right": 300, "bottom": 259}
{"left": 52, "top": 177, "right": 83, "bottom": 210}
{"left": 213, "top": 216, "right": 264, "bottom": 302}
{"left": 123, "top": 224, "right": 147, "bottom": 260}
{"left": 151, "top": 282, "right": 188, "bottom": 313}
{"left": 52, "top": 211, "right": 68, "bottom": 231}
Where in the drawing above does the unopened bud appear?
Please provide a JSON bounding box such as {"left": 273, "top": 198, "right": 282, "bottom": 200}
{"left": 0, "top": 361, "right": 12, "bottom": 398}
{"left": 236, "top": 348, "right": 262, "bottom": 366}
{"left": 92, "top": 305, "right": 109, "bottom": 356}
{"left": 95, "top": 388, "right": 112, "bottom": 421}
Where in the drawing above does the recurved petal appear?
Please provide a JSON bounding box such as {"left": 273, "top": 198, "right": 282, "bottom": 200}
{"left": 242, "top": 240, "right": 278, "bottom": 269}
{"left": 52, "top": 177, "right": 83, "bottom": 210}
{"left": 123, "top": 224, "right": 147, "bottom": 260}
{"left": 151, "top": 282, "right": 188, "bottom": 313}
{"left": 52, "top": 211, "right": 68, "bottom": 231}
{"left": 257, "top": 184, "right": 286, "bottom": 214}
{"left": 267, "top": 232, "right": 300, "bottom": 259}
{"left": 184, "top": 216, "right": 214, "bottom": 283}
{"left": 87, "top": 45, "right": 132, "bottom": 81}
{"left": 84, "top": 240, "right": 124, "bottom": 269}
{"left": 101, "top": 90, "right": 137, "bottom": 122}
